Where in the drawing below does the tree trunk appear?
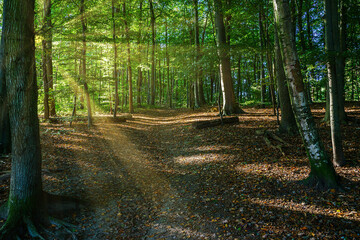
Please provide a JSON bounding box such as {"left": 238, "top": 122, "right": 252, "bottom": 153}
{"left": 149, "top": 0, "right": 156, "bottom": 105}
{"left": 0, "top": 0, "right": 44, "bottom": 236}
{"left": 324, "top": 0, "right": 345, "bottom": 166}
{"left": 123, "top": 2, "right": 133, "bottom": 113}
{"left": 80, "top": 0, "right": 92, "bottom": 127}
{"left": 274, "top": 21, "right": 298, "bottom": 135}
{"left": 0, "top": 29, "right": 11, "bottom": 155}
{"left": 214, "top": 0, "right": 243, "bottom": 115}
{"left": 137, "top": 1, "right": 143, "bottom": 107}
{"left": 42, "top": 0, "right": 56, "bottom": 119}
{"left": 112, "top": 0, "right": 119, "bottom": 117}
{"left": 273, "top": 0, "right": 339, "bottom": 189}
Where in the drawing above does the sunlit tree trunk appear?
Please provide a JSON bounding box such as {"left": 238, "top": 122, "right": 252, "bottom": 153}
{"left": 42, "top": 0, "right": 56, "bottom": 119}
{"left": 324, "top": 0, "right": 345, "bottom": 166}
{"left": 0, "top": 0, "right": 44, "bottom": 236}
{"left": 137, "top": 0, "right": 143, "bottom": 107}
{"left": 274, "top": 0, "right": 339, "bottom": 189}
{"left": 80, "top": 0, "right": 92, "bottom": 127}
{"left": 214, "top": 0, "right": 243, "bottom": 115}
{"left": 112, "top": 0, "right": 119, "bottom": 117}
{"left": 149, "top": 0, "right": 156, "bottom": 105}
{"left": 123, "top": 2, "right": 133, "bottom": 113}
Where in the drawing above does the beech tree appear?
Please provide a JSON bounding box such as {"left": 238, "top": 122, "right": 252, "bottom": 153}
{"left": 324, "top": 0, "right": 346, "bottom": 167}
{"left": 274, "top": 22, "right": 298, "bottom": 135}
{"left": 214, "top": 0, "right": 244, "bottom": 115}
{"left": 273, "top": 0, "right": 339, "bottom": 189}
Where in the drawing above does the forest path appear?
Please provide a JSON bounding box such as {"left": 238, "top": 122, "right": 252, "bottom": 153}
{"left": 40, "top": 107, "right": 360, "bottom": 240}
{"left": 74, "top": 109, "right": 224, "bottom": 239}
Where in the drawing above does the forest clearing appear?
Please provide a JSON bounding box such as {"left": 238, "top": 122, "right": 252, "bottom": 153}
{"left": 1, "top": 105, "right": 359, "bottom": 239}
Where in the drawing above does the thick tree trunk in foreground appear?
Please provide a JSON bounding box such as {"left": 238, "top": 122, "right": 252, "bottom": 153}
{"left": 0, "top": 0, "right": 44, "bottom": 236}
{"left": 274, "top": 22, "right": 298, "bottom": 135}
{"left": 273, "top": 0, "right": 339, "bottom": 189}
{"left": 324, "top": 0, "right": 345, "bottom": 166}
{"left": 214, "top": 0, "right": 243, "bottom": 115}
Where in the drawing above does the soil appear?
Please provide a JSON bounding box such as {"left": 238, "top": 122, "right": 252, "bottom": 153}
{"left": 0, "top": 105, "right": 359, "bottom": 239}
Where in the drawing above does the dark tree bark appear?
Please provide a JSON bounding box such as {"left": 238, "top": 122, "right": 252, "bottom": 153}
{"left": 0, "top": 0, "right": 44, "bottom": 236}
{"left": 42, "top": 0, "right": 56, "bottom": 119}
{"left": 274, "top": 21, "right": 298, "bottom": 135}
{"left": 0, "top": 32, "right": 11, "bottom": 155}
{"left": 214, "top": 0, "right": 244, "bottom": 115}
{"left": 274, "top": 0, "right": 339, "bottom": 189}
{"left": 324, "top": 0, "right": 345, "bottom": 166}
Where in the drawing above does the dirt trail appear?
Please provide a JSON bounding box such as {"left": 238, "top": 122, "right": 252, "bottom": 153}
{"left": 73, "top": 110, "right": 222, "bottom": 239}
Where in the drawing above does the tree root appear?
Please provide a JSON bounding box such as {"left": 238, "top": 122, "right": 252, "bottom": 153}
{"left": 256, "top": 129, "right": 288, "bottom": 156}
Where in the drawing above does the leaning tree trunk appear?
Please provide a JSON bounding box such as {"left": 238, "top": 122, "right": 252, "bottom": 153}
{"left": 273, "top": 0, "right": 339, "bottom": 189}
{"left": 214, "top": 0, "right": 243, "bottom": 115}
{"left": 324, "top": 0, "right": 345, "bottom": 166}
{"left": 0, "top": 0, "right": 44, "bottom": 237}
{"left": 274, "top": 21, "right": 298, "bottom": 135}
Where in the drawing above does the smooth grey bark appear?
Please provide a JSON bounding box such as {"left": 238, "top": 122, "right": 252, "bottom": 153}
{"left": 0, "top": 0, "right": 44, "bottom": 236}
{"left": 214, "top": 0, "right": 243, "bottom": 115}
{"left": 274, "top": 0, "right": 339, "bottom": 189}
{"left": 324, "top": 0, "right": 345, "bottom": 166}
{"left": 274, "top": 22, "right": 298, "bottom": 135}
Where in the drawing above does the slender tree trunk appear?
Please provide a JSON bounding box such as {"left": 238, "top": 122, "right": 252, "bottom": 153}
{"left": 0, "top": 0, "right": 44, "bottom": 236}
{"left": 214, "top": 0, "right": 243, "bottom": 115}
{"left": 43, "top": 0, "right": 56, "bottom": 117}
{"left": 274, "top": 21, "right": 298, "bottom": 135}
{"left": 137, "top": 1, "right": 143, "bottom": 107}
{"left": 112, "top": 0, "right": 119, "bottom": 117}
{"left": 324, "top": 0, "right": 345, "bottom": 166}
{"left": 149, "top": 0, "right": 156, "bottom": 105}
{"left": 80, "top": 0, "right": 92, "bottom": 127}
{"left": 274, "top": 0, "right": 339, "bottom": 189}
{"left": 123, "top": 2, "right": 133, "bottom": 113}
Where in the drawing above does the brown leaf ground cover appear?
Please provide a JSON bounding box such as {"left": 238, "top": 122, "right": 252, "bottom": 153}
{"left": 0, "top": 104, "right": 359, "bottom": 239}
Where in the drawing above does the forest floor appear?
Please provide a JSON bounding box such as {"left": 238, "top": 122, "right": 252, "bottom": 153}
{"left": 0, "top": 104, "right": 360, "bottom": 239}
